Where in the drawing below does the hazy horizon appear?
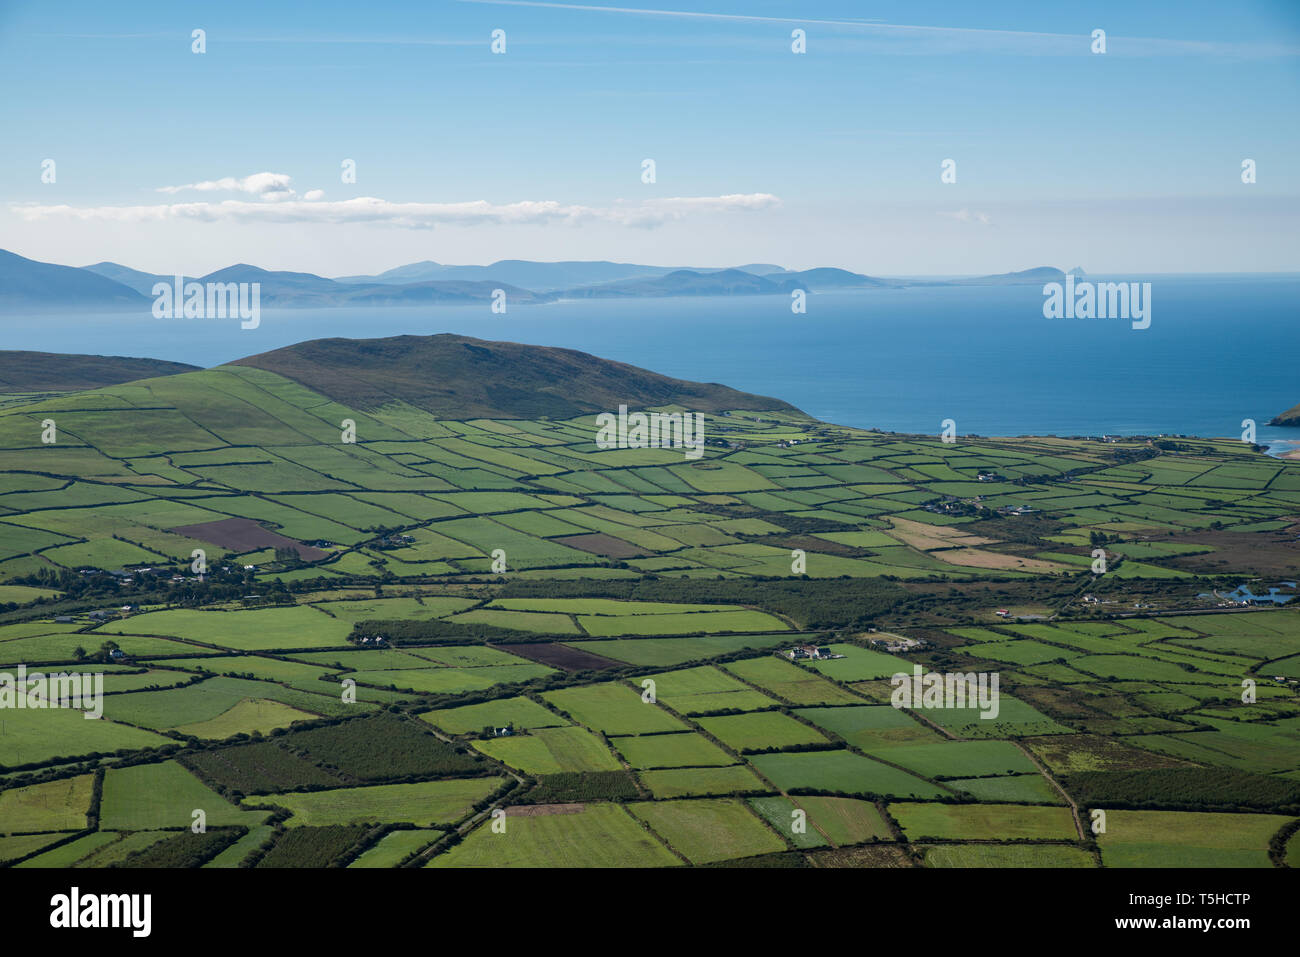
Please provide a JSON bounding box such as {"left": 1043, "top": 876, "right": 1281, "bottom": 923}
{"left": 7, "top": 245, "right": 1300, "bottom": 282}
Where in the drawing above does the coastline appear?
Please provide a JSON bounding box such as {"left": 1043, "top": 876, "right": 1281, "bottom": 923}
{"left": 1263, "top": 438, "right": 1300, "bottom": 460}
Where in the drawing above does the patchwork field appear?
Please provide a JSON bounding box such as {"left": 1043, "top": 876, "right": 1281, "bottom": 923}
{"left": 0, "top": 359, "right": 1297, "bottom": 868}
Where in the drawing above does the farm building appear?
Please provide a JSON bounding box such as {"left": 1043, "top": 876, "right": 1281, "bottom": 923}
{"left": 788, "top": 644, "right": 838, "bottom": 660}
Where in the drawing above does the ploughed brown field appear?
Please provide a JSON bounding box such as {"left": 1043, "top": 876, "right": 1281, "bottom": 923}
{"left": 170, "top": 517, "right": 330, "bottom": 561}
{"left": 496, "top": 641, "right": 621, "bottom": 671}
{"left": 552, "top": 533, "right": 652, "bottom": 559}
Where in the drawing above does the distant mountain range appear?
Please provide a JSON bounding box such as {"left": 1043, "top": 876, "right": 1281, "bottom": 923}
{"left": 557, "top": 268, "right": 799, "bottom": 299}
{"left": 0, "top": 248, "right": 1067, "bottom": 310}
{"left": 335, "top": 260, "right": 800, "bottom": 289}
{"left": 0, "top": 249, "right": 149, "bottom": 308}
{"left": 76, "top": 261, "right": 547, "bottom": 307}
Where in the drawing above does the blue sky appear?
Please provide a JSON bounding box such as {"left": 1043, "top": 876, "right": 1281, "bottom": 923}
{"left": 1, "top": 0, "right": 1297, "bottom": 276}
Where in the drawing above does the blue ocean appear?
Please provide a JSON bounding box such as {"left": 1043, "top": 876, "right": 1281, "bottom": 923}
{"left": 7, "top": 275, "right": 1299, "bottom": 452}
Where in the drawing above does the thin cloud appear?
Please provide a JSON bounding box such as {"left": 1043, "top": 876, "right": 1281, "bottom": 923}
{"left": 460, "top": 0, "right": 882, "bottom": 28}
{"left": 459, "top": 0, "right": 1300, "bottom": 57}
{"left": 943, "top": 209, "right": 993, "bottom": 226}
{"left": 40, "top": 33, "right": 483, "bottom": 46}
{"left": 13, "top": 193, "right": 782, "bottom": 229}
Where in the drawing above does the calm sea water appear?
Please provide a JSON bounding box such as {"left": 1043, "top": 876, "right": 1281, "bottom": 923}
{"left": 7, "top": 276, "right": 1299, "bottom": 450}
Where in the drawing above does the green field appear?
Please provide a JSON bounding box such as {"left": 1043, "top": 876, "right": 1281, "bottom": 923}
{"left": 802, "top": 644, "right": 916, "bottom": 681}
{"left": 613, "top": 732, "right": 736, "bottom": 769}
{"left": 0, "top": 832, "right": 77, "bottom": 864}
{"left": 639, "top": 764, "right": 768, "bottom": 798}
{"left": 99, "top": 761, "right": 252, "bottom": 829}
{"left": 421, "top": 695, "right": 568, "bottom": 735}
{"left": 748, "top": 796, "right": 829, "bottom": 849}
{"left": 750, "top": 750, "right": 947, "bottom": 799}
{"left": 347, "top": 830, "right": 442, "bottom": 868}
{"left": 0, "top": 708, "right": 174, "bottom": 767}
{"left": 175, "top": 698, "right": 320, "bottom": 738}
{"left": 430, "top": 804, "right": 680, "bottom": 868}
{"left": 628, "top": 798, "right": 786, "bottom": 864}
{"left": 794, "top": 705, "right": 941, "bottom": 749}
{"left": 15, "top": 832, "right": 124, "bottom": 868}
{"left": 577, "top": 609, "right": 789, "bottom": 637}
{"left": 564, "top": 633, "right": 791, "bottom": 667}
{"left": 543, "top": 682, "right": 687, "bottom": 735}
{"left": 949, "top": 774, "right": 1063, "bottom": 803}
{"left": 920, "top": 844, "right": 1095, "bottom": 868}
{"left": 0, "top": 774, "right": 94, "bottom": 833}
{"left": 256, "top": 778, "right": 504, "bottom": 828}
{"left": 724, "top": 655, "right": 863, "bottom": 705}
{"left": 796, "top": 796, "right": 893, "bottom": 845}
{"left": 1095, "top": 810, "right": 1293, "bottom": 867}
{"left": 889, "top": 802, "right": 1078, "bottom": 841}
{"left": 873, "top": 741, "right": 1038, "bottom": 779}
{"left": 95, "top": 606, "right": 354, "bottom": 650}
{"left": 102, "top": 675, "right": 349, "bottom": 730}
{"left": 642, "top": 665, "right": 778, "bottom": 714}
{"left": 696, "top": 711, "right": 829, "bottom": 751}
{"left": 473, "top": 726, "right": 622, "bottom": 774}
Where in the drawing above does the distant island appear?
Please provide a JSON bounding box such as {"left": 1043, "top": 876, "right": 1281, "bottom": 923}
{"left": 0, "top": 248, "right": 1067, "bottom": 310}
{"left": 1269, "top": 402, "right": 1300, "bottom": 427}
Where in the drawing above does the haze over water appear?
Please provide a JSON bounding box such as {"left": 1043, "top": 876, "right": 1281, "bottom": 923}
{"left": 8, "top": 276, "right": 1298, "bottom": 450}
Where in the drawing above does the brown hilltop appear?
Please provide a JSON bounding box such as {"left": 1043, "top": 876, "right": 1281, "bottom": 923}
{"left": 227, "top": 333, "right": 799, "bottom": 419}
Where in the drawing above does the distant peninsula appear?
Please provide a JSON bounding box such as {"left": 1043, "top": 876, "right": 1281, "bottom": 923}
{"left": 1269, "top": 402, "right": 1300, "bottom": 427}
{"left": 1, "top": 248, "right": 1073, "bottom": 311}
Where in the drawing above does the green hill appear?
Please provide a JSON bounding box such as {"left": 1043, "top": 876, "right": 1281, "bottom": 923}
{"left": 228, "top": 333, "right": 798, "bottom": 418}
{"left": 0, "top": 351, "right": 200, "bottom": 393}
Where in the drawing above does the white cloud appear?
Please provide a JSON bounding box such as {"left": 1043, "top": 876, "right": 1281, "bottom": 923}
{"left": 942, "top": 209, "right": 993, "bottom": 226}
{"left": 157, "top": 172, "right": 298, "bottom": 200}
{"left": 304, "top": 189, "right": 325, "bottom": 201}
{"left": 13, "top": 192, "right": 781, "bottom": 230}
